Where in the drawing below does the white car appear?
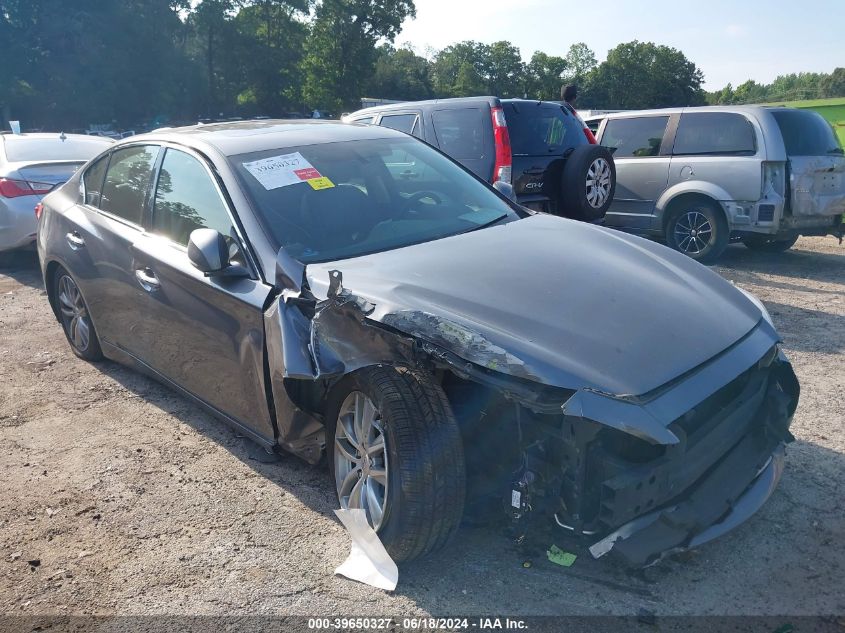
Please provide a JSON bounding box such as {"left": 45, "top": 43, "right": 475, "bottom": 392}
{"left": 0, "top": 132, "right": 114, "bottom": 261}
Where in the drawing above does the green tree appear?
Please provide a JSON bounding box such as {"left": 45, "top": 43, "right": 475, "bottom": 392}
{"left": 485, "top": 41, "right": 525, "bottom": 98}
{"left": 431, "top": 41, "right": 490, "bottom": 97}
{"left": 582, "top": 41, "right": 705, "bottom": 109}
{"left": 561, "top": 42, "right": 597, "bottom": 87}
{"left": 301, "top": 0, "right": 415, "bottom": 112}
{"left": 821, "top": 67, "right": 845, "bottom": 98}
{"left": 526, "top": 51, "right": 568, "bottom": 100}
{"left": 230, "top": 1, "right": 309, "bottom": 115}
{"left": 732, "top": 79, "right": 768, "bottom": 104}
{"left": 367, "top": 44, "right": 434, "bottom": 101}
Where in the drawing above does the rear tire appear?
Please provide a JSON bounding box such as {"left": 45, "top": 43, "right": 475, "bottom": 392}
{"left": 53, "top": 266, "right": 103, "bottom": 361}
{"left": 559, "top": 145, "right": 616, "bottom": 221}
{"left": 741, "top": 235, "right": 799, "bottom": 253}
{"left": 325, "top": 365, "right": 466, "bottom": 563}
{"left": 665, "top": 201, "right": 729, "bottom": 263}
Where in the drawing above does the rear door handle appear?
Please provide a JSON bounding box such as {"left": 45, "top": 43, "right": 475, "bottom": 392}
{"left": 134, "top": 267, "right": 161, "bottom": 292}
{"left": 66, "top": 231, "right": 85, "bottom": 249}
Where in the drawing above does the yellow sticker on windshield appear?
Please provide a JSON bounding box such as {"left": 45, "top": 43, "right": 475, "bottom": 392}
{"left": 307, "top": 176, "right": 335, "bottom": 190}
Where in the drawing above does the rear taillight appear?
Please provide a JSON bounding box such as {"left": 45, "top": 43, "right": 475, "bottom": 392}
{"left": 34, "top": 202, "right": 44, "bottom": 220}
{"left": 0, "top": 178, "right": 53, "bottom": 198}
{"left": 583, "top": 127, "right": 598, "bottom": 144}
{"left": 762, "top": 162, "right": 786, "bottom": 197}
{"left": 491, "top": 107, "right": 512, "bottom": 184}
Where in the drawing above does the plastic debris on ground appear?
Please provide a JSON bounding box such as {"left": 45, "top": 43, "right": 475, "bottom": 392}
{"left": 546, "top": 544, "right": 577, "bottom": 567}
{"left": 334, "top": 508, "right": 398, "bottom": 591}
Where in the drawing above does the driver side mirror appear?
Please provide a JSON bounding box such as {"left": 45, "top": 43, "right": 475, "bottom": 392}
{"left": 493, "top": 180, "right": 517, "bottom": 202}
{"left": 187, "top": 228, "right": 250, "bottom": 278}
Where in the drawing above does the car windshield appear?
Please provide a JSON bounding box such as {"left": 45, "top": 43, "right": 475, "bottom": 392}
{"left": 231, "top": 137, "right": 520, "bottom": 263}
{"left": 771, "top": 109, "right": 843, "bottom": 156}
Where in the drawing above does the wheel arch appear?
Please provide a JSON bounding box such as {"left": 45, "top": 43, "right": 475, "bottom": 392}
{"left": 658, "top": 187, "right": 729, "bottom": 232}
{"left": 44, "top": 258, "right": 64, "bottom": 322}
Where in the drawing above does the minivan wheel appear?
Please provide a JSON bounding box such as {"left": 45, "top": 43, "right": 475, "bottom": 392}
{"left": 742, "top": 235, "right": 799, "bottom": 253}
{"left": 54, "top": 267, "right": 103, "bottom": 361}
{"left": 559, "top": 145, "right": 616, "bottom": 221}
{"left": 665, "top": 202, "right": 729, "bottom": 263}
{"left": 325, "top": 365, "right": 466, "bottom": 562}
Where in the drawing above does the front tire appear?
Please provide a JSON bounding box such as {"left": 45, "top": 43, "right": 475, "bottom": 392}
{"left": 665, "top": 202, "right": 729, "bottom": 263}
{"left": 53, "top": 267, "right": 103, "bottom": 361}
{"left": 326, "top": 365, "right": 466, "bottom": 562}
{"left": 741, "top": 235, "right": 799, "bottom": 253}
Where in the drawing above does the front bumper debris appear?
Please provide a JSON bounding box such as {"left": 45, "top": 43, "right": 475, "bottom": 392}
{"left": 589, "top": 444, "right": 786, "bottom": 567}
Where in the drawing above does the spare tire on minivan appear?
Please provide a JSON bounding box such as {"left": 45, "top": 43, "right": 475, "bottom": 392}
{"left": 559, "top": 145, "right": 616, "bottom": 222}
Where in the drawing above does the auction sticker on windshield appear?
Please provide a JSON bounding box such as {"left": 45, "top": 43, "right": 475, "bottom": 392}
{"left": 243, "top": 152, "right": 334, "bottom": 190}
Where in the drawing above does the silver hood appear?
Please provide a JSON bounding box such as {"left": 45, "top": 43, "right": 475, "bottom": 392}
{"left": 306, "top": 214, "right": 764, "bottom": 396}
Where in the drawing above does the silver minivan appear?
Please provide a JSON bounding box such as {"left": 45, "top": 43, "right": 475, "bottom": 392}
{"left": 594, "top": 106, "right": 845, "bottom": 262}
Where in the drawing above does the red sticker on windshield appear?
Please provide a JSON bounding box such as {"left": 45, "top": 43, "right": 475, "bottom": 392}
{"left": 294, "top": 167, "right": 322, "bottom": 181}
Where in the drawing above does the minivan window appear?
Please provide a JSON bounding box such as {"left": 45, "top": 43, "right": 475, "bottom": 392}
{"left": 602, "top": 116, "right": 669, "bottom": 158}
{"left": 83, "top": 155, "right": 109, "bottom": 207}
{"left": 99, "top": 145, "right": 159, "bottom": 225}
{"left": 379, "top": 114, "right": 418, "bottom": 135}
{"left": 152, "top": 148, "right": 234, "bottom": 246}
{"left": 504, "top": 103, "right": 577, "bottom": 156}
{"left": 432, "top": 108, "right": 485, "bottom": 159}
{"left": 772, "top": 109, "right": 843, "bottom": 157}
{"left": 231, "top": 137, "right": 519, "bottom": 264}
{"left": 674, "top": 112, "right": 756, "bottom": 156}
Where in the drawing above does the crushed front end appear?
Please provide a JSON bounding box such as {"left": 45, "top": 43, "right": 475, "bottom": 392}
{"left": 484, "top": 324, "right": 799, "bottom": 568}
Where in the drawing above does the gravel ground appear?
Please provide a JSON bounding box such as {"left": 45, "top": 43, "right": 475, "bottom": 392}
{"left": 0, "top": 237, "right": 843, "bottom": 618}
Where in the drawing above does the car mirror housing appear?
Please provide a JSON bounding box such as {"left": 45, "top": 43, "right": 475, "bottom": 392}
{"left": 493, "top": 180, "right": 517, "bottom": 202}
{"left": 187, "top": 228, "right": 231, "bottom": 274}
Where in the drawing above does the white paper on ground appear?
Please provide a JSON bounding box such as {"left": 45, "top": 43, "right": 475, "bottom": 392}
{"left": 334, "top": 508, "right": 398, "bottom": 591}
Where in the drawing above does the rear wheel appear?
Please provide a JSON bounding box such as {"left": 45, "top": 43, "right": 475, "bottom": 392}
{"left": 54, "top": 267, "right": 103, "bottom": 361}
{"left": 741, "top": 235, "right": 799, "bottom": 253}
{"left": 665, "top": 201, "right": 729, "bottom": 263}
{"left": 326, "top": 365, "right": 465, "bottom": 562}
{"left": 559, "top": 145, "right": 616, "bottom": 222}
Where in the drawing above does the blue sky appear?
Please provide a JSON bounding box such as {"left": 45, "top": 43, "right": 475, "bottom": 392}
{"left": 397, "top": 0, "right": 844, "bottom": 89}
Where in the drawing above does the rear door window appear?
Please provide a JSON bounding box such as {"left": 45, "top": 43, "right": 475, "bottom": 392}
{"left": 152, "top": 148, "right": 234, "bottom": 246}
{"left": 771, "top": 109, "right": 843, "bottom": 156}
{"left": 503, "top": 103, "right": 577, "bottom": 155}
{"left": 100, "top": 145, "right": 159, "bottom": 225}
{"left": 379, "top": 113, "right": 419, "bottom": 137}
{"left": 673, "top": 112, "right": 756, "bottom": 155}
{"left": 83, "top": 155, "right": 110, "bottom": 207}
{"left": 432, "top": 108, "right": 486, "bottom": 160}
{"left": 602, "top": 116, "right": 669, "bottom": 158}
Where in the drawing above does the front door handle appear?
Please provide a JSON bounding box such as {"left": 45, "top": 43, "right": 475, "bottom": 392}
{"left": 134, "top": 267, "right": 161, "bottom": 292}
{"left": 66, "top": 231, "right": 85, "bottom": 250}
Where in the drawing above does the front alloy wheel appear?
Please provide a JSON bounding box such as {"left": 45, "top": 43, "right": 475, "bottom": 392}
{"left": 334, "top": 391, "right": 389, "bottom": 530}
{"left": 586, "top": 157, "right": 612, "bottom": 209}
{"left": 326, "top": 365, "right": 465, "bottom": 562}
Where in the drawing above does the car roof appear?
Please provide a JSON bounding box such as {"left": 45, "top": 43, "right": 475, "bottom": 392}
{"left": 126, "top": 119, "right": 407, "bottom": 156}
{"left": 347, "top": 96, "right": 500, "bottom": 119}
{"left": 599, "top": 105, "right": 785, "bottom": 120}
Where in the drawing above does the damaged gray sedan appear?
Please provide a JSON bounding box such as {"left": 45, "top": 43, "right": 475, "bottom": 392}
{"left": 37, "top": 120, "right": 799, "bottom": 567}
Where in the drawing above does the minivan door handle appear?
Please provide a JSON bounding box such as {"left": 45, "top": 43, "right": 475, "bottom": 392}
{"left": 66, "top": 231, "right": 85, "bottom": 250}
{"left": 134, "top": 267, "right": 161, "bottom": 292}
